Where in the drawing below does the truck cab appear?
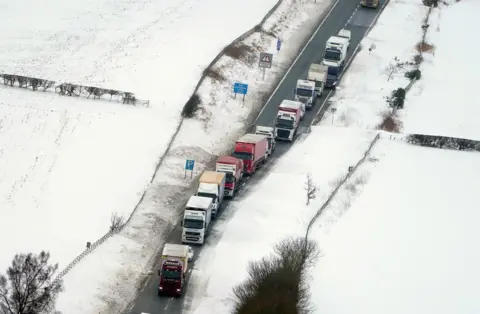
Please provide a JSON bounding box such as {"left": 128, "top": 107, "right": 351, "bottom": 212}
{"left": 275, "top": 100, "right": 303, "bottom": 142}
{"left": 322, "top": 36, "right": 349, "bottom": 68}
{"left": 294, "top": 79, "right": 316, "bottom": 110}
{"left": 181, "top": 196, "right": 213, "bottom": 244}
{"left": 157, "top": 244, "right": 189, "bottom": 297}
{"left": 326, "top": 66, "right": 340, "bottom": 89}
{"left": 215, "top": 156, "right": 244, "bottom": 198}
{"left": 255, "top": 126, "right": 276, "bottom": 156}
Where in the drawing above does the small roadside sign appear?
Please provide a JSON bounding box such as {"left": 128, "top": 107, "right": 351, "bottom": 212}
{"left": 276, "top": 39, "right": 282, "bottom": 52}
{"left": 233, "top": 82, "right": 248, "bottom": 95}
{"left": 184, "top": 159, "right": 195, "bottom": 178}
{"left": 259, "top": 52, "right": 273, "bottom": 69}
{"left": 233, "top": 82, "right": 248, "bottom": 103}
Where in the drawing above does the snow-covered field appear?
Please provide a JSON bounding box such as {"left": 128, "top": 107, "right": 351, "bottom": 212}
{"left": 52, "top": 0, "right": 333, "bottom": 312}
{"left": 309, "top": 0, "right": 480, "bottom": 313}
{"left": 184, "top": 126, "right": 378, "bottom": 314}
{"left": 310, "top": 137, "right": 480, "bottom": 314}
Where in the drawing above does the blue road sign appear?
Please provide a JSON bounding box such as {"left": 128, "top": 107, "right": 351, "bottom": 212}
{"left": 185, "top": 159, "right": 195, "bottom": 171}
{"left": 276, "top": 39, "right": 282, "bottom": 52}
{"left": 233, "top": 82, "right": 248, "bottom": 95}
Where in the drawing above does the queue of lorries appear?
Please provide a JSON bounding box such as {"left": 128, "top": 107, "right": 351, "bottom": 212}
{"left": 156, "top": 28, "right": 355, "bottom": 298}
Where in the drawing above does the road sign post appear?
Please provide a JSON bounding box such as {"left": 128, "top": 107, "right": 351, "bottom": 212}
{"left": 276, "top": 39, "right": 282, "bottom": 52}
{"left": 233, "top": 82, "right": 248, "bottom": 103}
{"left": 330, "top": 107, "right": 337, "bottom": 124}
{"left": 184, "top": 159, "right": 195, "bottom": 179}
{"left": 258, "top": 52, "right": 273, "bottom": 80}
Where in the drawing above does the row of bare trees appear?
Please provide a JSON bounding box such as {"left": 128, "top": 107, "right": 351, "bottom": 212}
{"left": 0, "top": 74, "right": 139, "bottom": 105}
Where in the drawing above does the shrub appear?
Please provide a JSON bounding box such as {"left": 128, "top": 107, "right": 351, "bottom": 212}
{"left": 225, "top": 44, "right": 253, "bottom": 60}
{"left": 413, "top": 54, "right": 423, "bottom": 65}
{"left": 405, "top": 69, "right": 421, "bottom": 80}
{"left": 182, "top": 93, "right": 201, "bottom": 118}
{"left": 422, "top": 0, "right": 438, "bottom": 7}
{"left": 416, "top": 42, "right": 435, "bottom": 53}
{"left": 377, "top": 112, "right": 402, "bottom": 133}
{"left": 203, "top": 68, "right": 225, "bottom": 83}
{"left": 232, "top": 237, "right": 319, "bottom": 314}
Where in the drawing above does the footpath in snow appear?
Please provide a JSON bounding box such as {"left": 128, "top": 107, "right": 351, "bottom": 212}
{"left": 53, "top": 0, "right": 333, "bottom": 313}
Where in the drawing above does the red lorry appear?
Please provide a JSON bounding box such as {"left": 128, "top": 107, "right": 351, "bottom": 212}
{"left": 233, "top": 133, "right": 268, "bottom": 175}
{"left": 157, "top": 244, "right": 189, "bottom": 297}
{"left": 215, "top": 156, "right": 244, "bottom": 198}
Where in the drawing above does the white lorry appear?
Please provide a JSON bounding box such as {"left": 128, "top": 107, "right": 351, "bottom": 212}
{"left": 322, "top": 32, "right": 350, "bottom": 68}
{"left": 255, "top": 126, "right": 276, "bottom": 156}
{"left": 294, "top": 79, "right": 316, "bottom": 110}
{"left": 307, "top": 63, "right": 328, "bottom": 96}
{"left": 181, "top": 195, "right": 213, "bottom": 244}
{"left": 274, "top": 100, "right": 304, "bottom": 142}
{"left": 196, "top": 171, "right": 226, "bottom": 218}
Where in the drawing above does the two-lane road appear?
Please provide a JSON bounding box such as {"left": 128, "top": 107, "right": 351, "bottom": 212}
{"left": 127, "top": 0, "right": 387, "bottom": 312}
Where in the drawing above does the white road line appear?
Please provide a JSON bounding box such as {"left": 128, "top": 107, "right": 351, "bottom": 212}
{"left": 254, "top": 0, "right": 340, "bottom": 123}
{"left": 309, "top": 1, "right": 389, "bottom": 127}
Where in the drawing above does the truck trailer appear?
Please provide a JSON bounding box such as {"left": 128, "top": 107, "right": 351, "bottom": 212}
{"left": 233, "top": 133, "right": 268, "bottom": 175}
{"left": 157, "top": 244, "right": 190, "bottom": 297}
{"left": 196, "top": 171, "right": 226, "bottom": 217}
{"left": 215, "top": 156, "right": 244, "bottom": 198}
{"left": 307, "top": 63, "right": 328, "bottom": 96}
{"left": 255, "top": 125, "right": 276, "bottom": 156}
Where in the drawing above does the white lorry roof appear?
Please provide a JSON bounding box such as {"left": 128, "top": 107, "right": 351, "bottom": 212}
{"left": 255, "top": 125, "right": 274, "bottom": 136}
{"left": 309, "top": 63, "right": 329, "bottom": 73}
{"left": 199, "top": 171, "right": 225, "bottom": 185}
{"left": 237, "top": 133, "right": 267, "bottom": 144}
{"left": 280, "top": 99, "right": 303, "bottom": 110}
{"left": 162, "top": 244, "right": 189, "bottom": 257}
{"left": 327, "top": 35, "right": 348, "bottom": 46}
{"left": 297, "top": 79, "right": 315, "bottom": 87}
{"left": 338, "top": 29, "right": 351, "bottom": 39}
{"left": 186, "top": 195, "right": 213, "bottom": 209}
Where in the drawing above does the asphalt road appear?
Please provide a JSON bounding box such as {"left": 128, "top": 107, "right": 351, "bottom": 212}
{"left": 127, "top": 0, "right": 387, "bottom": 312}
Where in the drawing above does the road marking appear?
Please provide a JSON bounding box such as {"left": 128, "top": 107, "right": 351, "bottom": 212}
{"left": 345, "top": 5, "right": 360, "bottom": 26}
{"left": 309, "top": 0, "right": 390, "bottom": 127}
{"left": 254, "top": 0, "right": 340, "bottom": 123}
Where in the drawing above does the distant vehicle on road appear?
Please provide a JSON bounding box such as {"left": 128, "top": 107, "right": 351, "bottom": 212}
{"left": 360, "top": 0, "right": 379, "bottom": 8}
{"left": 307, "top": 63, "right": 328, "bottom": 96}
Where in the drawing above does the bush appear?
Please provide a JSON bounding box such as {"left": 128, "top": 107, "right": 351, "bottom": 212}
{"left": 413, "top": 54, "right": 423, "bottom": 65}
{"left": 387, "top": 88, "right": 406, "bottom": 109}
{"left": 422, "top": 0, "right": 438, "bottom": 7}
{"left": 182, "top": 93, "right": 201, "bottom": 118}
{"left": 232, "top": 237, "right": 319, "bottom": 314}
{"left": 406, "top": 134, "right": 480, "bottom": 151}
{"left": 416, "top": 42, "right": 434, "bottom": 53}
{"left": 377, "top": 112, "right": 402, "bottom": 133}
{"left": 203, "top": 68, "right": 225, "bottom": 83}
{"left": 225, "top": 44, "right": 253, "bottom": 60}
{"left": 405, "top": 69, "right": 421, "bottom": 80}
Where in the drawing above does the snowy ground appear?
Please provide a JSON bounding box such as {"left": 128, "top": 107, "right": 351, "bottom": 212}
{"left": 308, "top": 0, "right": 480, "bottom": 313}
{"left": 53, "top": 0, "right": 333, "bottom": 313}
{"left": 184, "top": 126, "right": 378, "bottom": 314}
{"left": 319, "top": 0, "right": 430, "bottom": 129}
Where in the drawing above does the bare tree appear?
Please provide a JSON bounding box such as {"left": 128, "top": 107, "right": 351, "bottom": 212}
{"left": 92, "top": 88, "right": 106, "bottom": 99}
{"left": 29, "top": 77, "right": 41, "bottom": 91}
{"left": 122, "top": 92, "right": 136, "bottom": 105}
{"left": 17, "top": 76, "right": 28, "bottom": 88}
{"left": 107, "top": 89, "right": 119, "bottom": 101}
{"left": 3, "top": 74, "right": 16, "bottom": 86}
{"left": 385, "top": 57, "right": 405, "bottom": 81}
{"left": 41, "top": 80, "right": 55, "bottom": 92}
{"left": 304, "top": 173, "right": 317, "bottom": 206}
{"left": 110, "top": 212, "right": 125, "bottom": 232}
{"left": 0, "top": 251, "right": 63, "bottom": 314}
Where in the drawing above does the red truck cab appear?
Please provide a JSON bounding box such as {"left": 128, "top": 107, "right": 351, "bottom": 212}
{"left": 233, "top": 133, "right": 268, "bottom": 175}
{"left": 157, "top": 260, "right": 185, "bottom": 297}
{"left": 216, "top": 156, "right": 244, "bottom": 197}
